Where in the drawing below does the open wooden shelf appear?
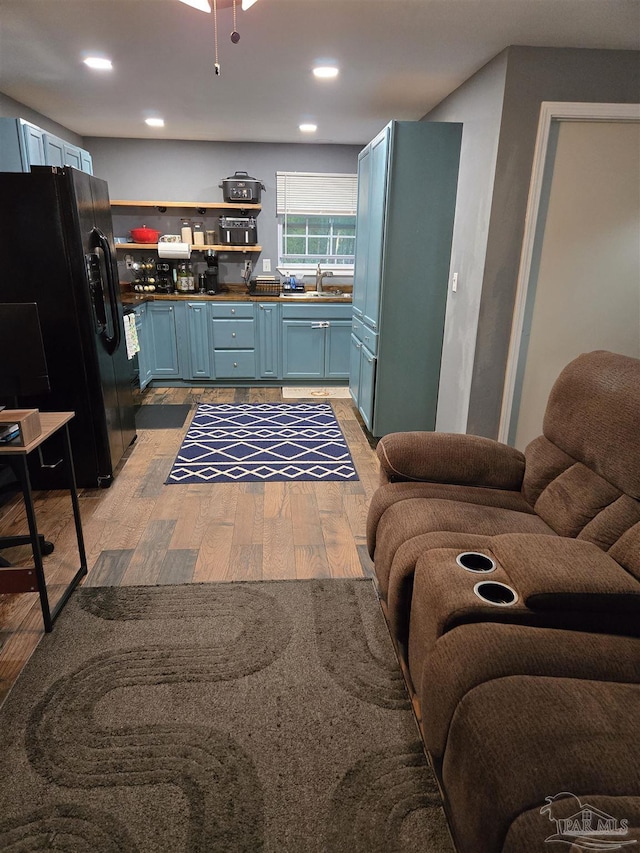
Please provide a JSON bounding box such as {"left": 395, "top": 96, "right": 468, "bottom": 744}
{"left": 111, "top": 200, "right": 261, "bottom": 211}
{"left": 115, "top": 243, "right": 261, "bottom": 252}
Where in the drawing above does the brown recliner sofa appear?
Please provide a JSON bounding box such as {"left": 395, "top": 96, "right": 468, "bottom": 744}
{"left": 419, "top": 622, "right": 640, "bottom": 852}
{"left": 368, "top": 349, "right": 640, "bottom": 648}
{"left": 366, "top": 350, "right": 640, "bottom": 852}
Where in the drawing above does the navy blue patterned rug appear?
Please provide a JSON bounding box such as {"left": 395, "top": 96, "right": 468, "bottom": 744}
{"left": 166, "top": 402, "right": 359, "bottom": 483}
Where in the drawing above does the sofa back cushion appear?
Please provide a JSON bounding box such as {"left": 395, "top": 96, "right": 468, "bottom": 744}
{"left": 543, "top": 350, "right": 640, "bottom": 498}
{"left": 522, "top": 351, "right": 640, "bottom": 579}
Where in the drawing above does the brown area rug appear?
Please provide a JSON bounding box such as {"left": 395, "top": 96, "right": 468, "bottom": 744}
{"left": 0, "top": 579, "right": 452, "bottom": 852}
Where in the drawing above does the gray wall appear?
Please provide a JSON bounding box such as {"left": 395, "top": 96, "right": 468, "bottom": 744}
{"left": 86, "top": 137, "right": 360, "bottom": 283}
{"left": 0, "top": 91, "right": 84, "bottom": 147}
{"left": 421, "top": 51, "right": 508, "bottom": 433}
{"left": 466, "top": 46, "right": 640, "bottom": 438}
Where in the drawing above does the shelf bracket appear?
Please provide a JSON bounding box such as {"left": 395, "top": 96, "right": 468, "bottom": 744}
{"left": 156, "top": 206, "right": 167, "bottom": 213}
{"left": 196, "top": 207, "right": 207, "bottom": 215}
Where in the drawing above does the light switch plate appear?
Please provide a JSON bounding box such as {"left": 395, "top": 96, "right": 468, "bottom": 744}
{"left": 262, "top": 258, "right": 271, "bottom": 272}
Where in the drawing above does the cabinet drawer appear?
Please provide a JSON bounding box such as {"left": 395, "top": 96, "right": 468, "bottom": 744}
{"left": 210, "top": 303, "right": 254, "bottom": 319}
{"left": 213, "top": 350, "right": 256, "bottom": 378}
{"left": 351, "top": 315, "right": 378, "bottom": 355}
{"left": 212, "top": 319, "right": 255, "bottom": 349}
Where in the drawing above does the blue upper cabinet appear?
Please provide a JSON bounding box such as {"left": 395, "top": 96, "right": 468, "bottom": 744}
{"left": 0, "top": 118, "right": 93, "bottom": 174}
{"left": 350, "top": 120, "right": 463, "bottom": 438}
{"left": 22, "top": 122, "right": 46, "bottom": 169}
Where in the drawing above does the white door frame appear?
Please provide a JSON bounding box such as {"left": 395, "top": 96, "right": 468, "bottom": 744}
{"left": 498, "top": 101, "right": 640, "bottom": 444}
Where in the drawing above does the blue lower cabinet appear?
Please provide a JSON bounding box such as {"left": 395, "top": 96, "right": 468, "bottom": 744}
{"left": 147, "top": 302, "right": 181, "bottom": 378}
{"left": 210, "top": 302, "right": 257, "bottom": 379}
{"left": 358, "top": 344, "right": 376, "bottom": 429}
{"left": 282, "top": 320, "right": 326, "bottom": 378}
{"left": 186, "top": 302, "right": 211, "bottom": 379}
{"left": 349, "top": 332, "right": 362, "bottom": 404}
{"left": 325, "top": 321, "right": 351, "bottom": 379}
{"left": 281, "top": 304, "right": 352, "bottom": 380}
{"left": 134, "top": 304, "right": 152, "bottom": 389}
{"left": 257, "top": 302, "right": 280, "bottom": 378}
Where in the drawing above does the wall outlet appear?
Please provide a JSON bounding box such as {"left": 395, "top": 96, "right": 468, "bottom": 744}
{"left": 125, "top": 254, "right": 134, "bottom": 270}
{"left": 262, "top": 258, "right": 271, "bottom": 272}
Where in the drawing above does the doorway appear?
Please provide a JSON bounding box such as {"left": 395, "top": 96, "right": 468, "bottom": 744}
{"left": 500, "top": 103, "right": 640, "bottom": 449}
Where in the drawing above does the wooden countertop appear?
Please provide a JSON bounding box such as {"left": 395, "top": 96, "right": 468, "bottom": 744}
{"left": 121, "top": 291, "right": 352, "bottom": 306}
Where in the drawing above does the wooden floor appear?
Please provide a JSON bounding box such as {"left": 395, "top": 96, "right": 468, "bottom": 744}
{"left": 0, "top": 386, "right": 379, "bottom": 704}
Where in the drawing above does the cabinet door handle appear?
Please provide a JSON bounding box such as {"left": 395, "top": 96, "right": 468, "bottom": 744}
{"left": 311, "top": 323, "right": 324, "bottom": 329}
{"left": 231, "top": 309, "right": 236, "bottom": 314}
{"left": 356, "top": 342, "right": 362, "bottom": 349}
{"left": 232, "top": 332, "right": 236, "bottom": 337}
{"left": 233, "top": 362, "right": 238, "bottom": 367}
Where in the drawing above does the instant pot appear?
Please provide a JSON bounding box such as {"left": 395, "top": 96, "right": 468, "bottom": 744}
{"left": 219, "top": 171, "right": 265, "bottom": 203}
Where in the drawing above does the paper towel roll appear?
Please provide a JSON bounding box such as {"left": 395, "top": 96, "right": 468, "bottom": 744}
{"left": 157, "top": 242, "right": 191, "bottom": 259}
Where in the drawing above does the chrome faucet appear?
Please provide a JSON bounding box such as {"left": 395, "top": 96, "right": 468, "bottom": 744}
{"left": 315, "top": 264, "right": 333, "bottom": 292}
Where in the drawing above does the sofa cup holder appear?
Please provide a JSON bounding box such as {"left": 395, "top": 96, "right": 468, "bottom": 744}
{"left": 473, "top": 581, "right": 518, "bottom": 607}
{"left": 456, "top": 551, "right": 496, "bottom": 573}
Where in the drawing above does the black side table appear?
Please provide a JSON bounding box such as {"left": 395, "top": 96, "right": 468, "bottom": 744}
{"left": 0, "top": 412, "right": 87, "bottom": 631}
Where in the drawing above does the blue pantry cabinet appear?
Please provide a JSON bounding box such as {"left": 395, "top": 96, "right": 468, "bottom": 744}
{"left": 350, "top": 120, "right": 462, "bottom": 437}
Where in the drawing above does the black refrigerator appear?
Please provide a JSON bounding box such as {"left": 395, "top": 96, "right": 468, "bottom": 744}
{"left": 0, "top": 166, "right": 136, "bottom": 488}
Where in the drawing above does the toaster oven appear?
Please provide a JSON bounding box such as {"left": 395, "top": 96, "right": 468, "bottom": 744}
{"left": 219, "top": 216, "right": 258, "bottom": 246}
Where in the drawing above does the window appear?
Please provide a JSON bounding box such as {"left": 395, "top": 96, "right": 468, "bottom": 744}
{"left": 276, "top": 172, "right": 357, "bottom": 274}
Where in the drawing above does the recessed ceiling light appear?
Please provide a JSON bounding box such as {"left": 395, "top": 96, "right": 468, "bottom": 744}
{"left": 178, "top": 0, "right": 211, "bottom": 11}
{"left": 83, "top": 57, "right": 113, "bottom": 71}
{"left": 299, "top": 123, "right": 317, "bottom": 133}
{"left": 313, "top": 66, "right": 339, "bottom": 79}
{"left": 145, "top": 118, "right": 165, "bottom": 128}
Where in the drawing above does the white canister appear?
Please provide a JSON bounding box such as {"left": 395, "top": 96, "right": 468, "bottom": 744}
{"left": 180, "top": 219, "right": 193, "bottom": 244}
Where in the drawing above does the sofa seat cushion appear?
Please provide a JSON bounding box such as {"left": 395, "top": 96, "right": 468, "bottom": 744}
{"left": 442, "top": 676, "right": 640, "bottom": 853}
{"left": 374, "top": 497, "right": 553, "bottom": 597}
{"left": 367, "top": 482, "right": 535, "bottom": 558}
{"left": 420, "top": 623, "right": 640, "bottom": 765}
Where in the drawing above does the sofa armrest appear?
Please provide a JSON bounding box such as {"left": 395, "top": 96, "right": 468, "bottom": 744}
{"left": 490, "top": 534, "right": 640, "bottom": 612}
{"left": 376, "top": 432, "right": 526, "bottom": 491}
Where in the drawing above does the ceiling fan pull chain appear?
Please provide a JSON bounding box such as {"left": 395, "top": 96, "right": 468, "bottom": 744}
{"left": 231, "top": 0, "right": 240, "bottom": 43}
{"left": 213, "top": 0, "right": 220, "bottom": 75}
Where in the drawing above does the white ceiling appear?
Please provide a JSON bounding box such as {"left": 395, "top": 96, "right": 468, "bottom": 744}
{"left": 1, "top": 0, "right": 638, "bottom": 146}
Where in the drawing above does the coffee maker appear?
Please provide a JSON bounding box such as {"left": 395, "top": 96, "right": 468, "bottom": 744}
{"left": 155, "top": 261, "right": 176, "bottom": 293}
{"left": 203, "top": 250, "right": 227, "bottom": 294}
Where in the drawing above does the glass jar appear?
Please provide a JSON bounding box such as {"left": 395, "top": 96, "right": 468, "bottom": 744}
{"left": 192, "top": 221, "right": 205, "bottom": 246}
{"left": 180, "top": 219, "right": 193, "bottom": 244}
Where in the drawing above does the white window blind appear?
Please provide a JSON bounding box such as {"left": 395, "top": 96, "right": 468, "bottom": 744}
{"left": 276, "top": 172, "right": 358, "bottom": 216}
